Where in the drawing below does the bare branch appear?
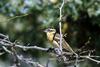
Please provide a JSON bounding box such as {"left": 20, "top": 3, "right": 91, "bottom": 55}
{"left": 8, "top": 14, "right": 30, "bottom": 22}
{"left": 59, "top": 0, "right": 65, "bottom": 53}
{"left": 0, "top": 33, "right": 100, "bottom": 67}
{"left": 0, "top": 38, "right": 48, "bottom": 51}
{"left": 80, "top": 56, "right": 100, "bottom": 64}
{"left": 0, "top": 52, "right": 5, "bottom": 56}
{"left": 2, "top": 46, "right": 12, "bottom": 54}
{"left": 15, "top": 45, "right": 48, "bottom": 51}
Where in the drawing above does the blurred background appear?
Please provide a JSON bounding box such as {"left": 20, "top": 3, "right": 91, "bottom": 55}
{"left": 0, "top": 0, "right": 100, "bottom": 67}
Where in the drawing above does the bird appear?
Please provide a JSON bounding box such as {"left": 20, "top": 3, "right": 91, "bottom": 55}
{"left": 44, "top": 28, "right": 75, "bottom": 54}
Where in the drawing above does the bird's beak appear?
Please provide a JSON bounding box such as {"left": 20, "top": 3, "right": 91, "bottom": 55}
{"left": 43, "top": 29, "right": 48, "bottom": 33}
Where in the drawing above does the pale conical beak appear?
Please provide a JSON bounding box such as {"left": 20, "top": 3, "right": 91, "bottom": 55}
{"left": 43, "top": 29, "right": 48, "bottom": 33}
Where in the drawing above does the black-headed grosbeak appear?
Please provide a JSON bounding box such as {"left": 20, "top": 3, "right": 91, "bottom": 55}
{"left": 44, "top": 28, "right": 75, "bottom": 54}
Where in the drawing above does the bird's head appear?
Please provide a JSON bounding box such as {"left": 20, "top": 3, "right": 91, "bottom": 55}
{"left": 44, "top": 28, "right": 56, "bottom": 34}
{"left": 44, "top": 28, "right": 56, "bottom": 41}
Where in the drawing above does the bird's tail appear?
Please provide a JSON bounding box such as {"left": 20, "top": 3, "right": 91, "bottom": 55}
{"left": 62, "top": 39, "right": 76, "bottom": 54}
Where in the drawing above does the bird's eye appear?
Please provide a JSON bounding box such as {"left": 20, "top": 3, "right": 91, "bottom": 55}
{"left": 46, "top": 28, "right": 56, "bottom": 32}
{"left": 49, "top": 30, "right": 54, "bottom": 32}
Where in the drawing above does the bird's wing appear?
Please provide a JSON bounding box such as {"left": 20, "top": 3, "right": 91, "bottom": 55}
{"left": 62, "top": 38, "right": 75, "bottom": 53}
{"left": 52, "top": 40, "right": 60, "bottom": 48}
{"left": 54, "top": 33, "right": 75, "bottom": 53}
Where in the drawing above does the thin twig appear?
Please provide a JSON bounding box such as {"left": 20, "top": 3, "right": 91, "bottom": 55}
{"left": 80, "top": 56, "right": 100, "bottom": 64}
{"left": 0, "top": 39, "right": 48, "bottom": 51}
{"left": 80, "top": 56, "right": 100, "bottom": 58}
{"left": 0, "top": 52, "right": 5, "bottom": 55}
{"left": 59, "top": 0, "right": 65, "bottom": 53}
{"left": 16, "top": 45, "right": 48, "bottom": 51}
{"left": 2, "top": 46, "right": 12, "bottom": 54}
{"left": 7, "top": 14, "right": 29, "bottom": 21}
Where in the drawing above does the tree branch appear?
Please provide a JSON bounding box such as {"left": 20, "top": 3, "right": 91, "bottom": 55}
{"left": 59, "top": 0, "right": 65, "bottom": 53}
